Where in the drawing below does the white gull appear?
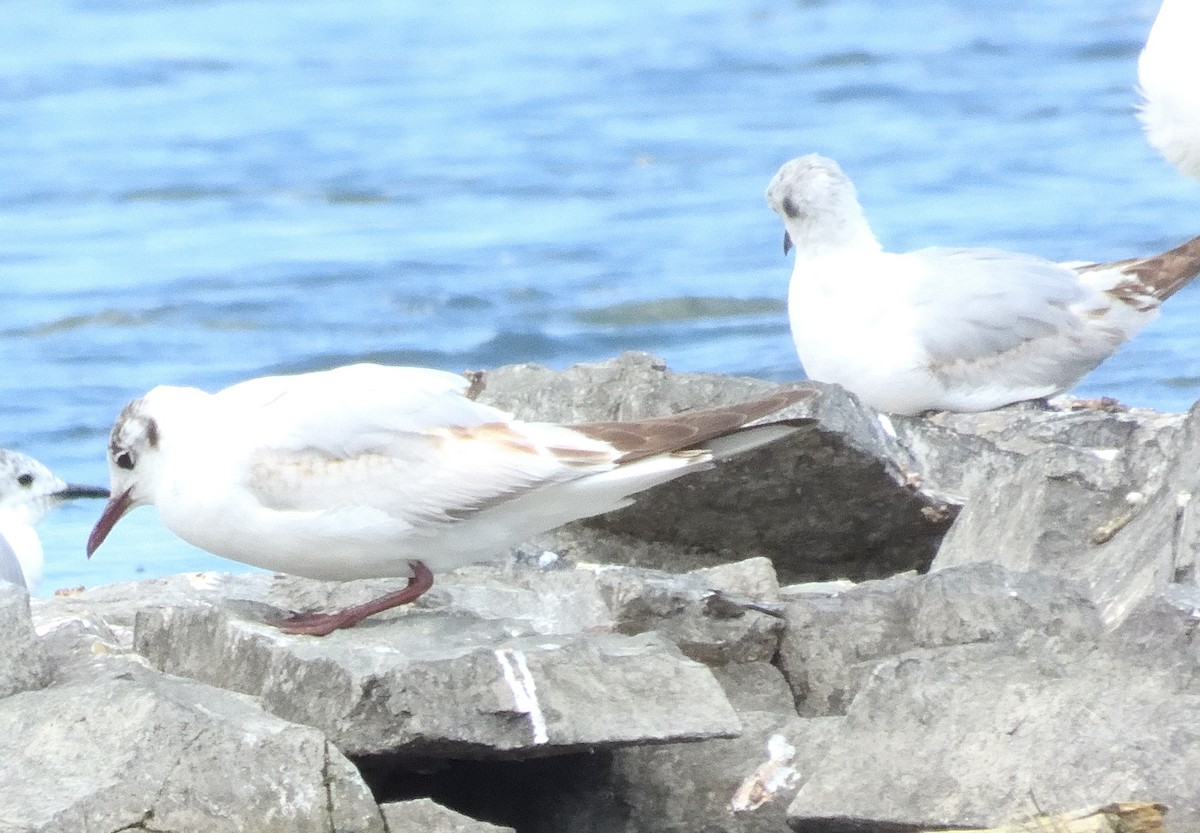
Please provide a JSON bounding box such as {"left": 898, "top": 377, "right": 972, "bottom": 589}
{"left": 765, "top": 153, "right": 1200, "bottom": 415}
{"left": 0, "top": 449, "right": 107, "bottom": 593}
{"left": 87, "top": 362, "right": 813, "bottom": 635}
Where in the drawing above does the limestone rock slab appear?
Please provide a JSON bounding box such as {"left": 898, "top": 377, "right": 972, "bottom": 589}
{"left": 0, "top": 664, "right": 383, "bottom": 833}
{"left": 0, "top": 582, "right": 50, "bottom": 699}
{"left": 133, "top": 601, "right": 741, "bottom": 757}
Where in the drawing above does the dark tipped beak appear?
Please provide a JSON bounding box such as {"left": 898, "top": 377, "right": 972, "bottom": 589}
{"left": 783, "top": 231, "right": 793, "bottom": 255}
{"left": 87, "top": 488, "right": 133, "bottom": 559}
{"left": 56, "top": 484, "right": 110, "bottom": 501}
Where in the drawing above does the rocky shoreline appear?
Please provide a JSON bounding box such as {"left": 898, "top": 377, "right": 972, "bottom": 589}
{"left": 2, "top": 352, "right": 1196, "bottom": 832}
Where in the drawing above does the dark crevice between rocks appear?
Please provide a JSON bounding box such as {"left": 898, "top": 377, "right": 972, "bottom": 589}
{"left": 322, "top": 741, "right": 338, "bottom": 833}
{"left": 120, "top": 726, "right": 206, "bottom": 833}
{"left": 355, "top": 750, "right": 626, "bottom": 833}
{"left": 580, "top": 435, "right": 957, "bottom": 584}
{"left": 109, "top": 809, "right": 156, "bottom": 832}
{"left": 768, "top": 644, "right": 808, "bottom": 716}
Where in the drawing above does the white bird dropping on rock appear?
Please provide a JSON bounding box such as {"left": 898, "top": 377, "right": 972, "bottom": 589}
{"left": 765, "top": 153, "right": 1200, "bottom": 415}
{"left": 0, "top": 450, "right": 108, "bottom": 593}
{"left": 87, "top": 362, "right": 814, "bottom": 635}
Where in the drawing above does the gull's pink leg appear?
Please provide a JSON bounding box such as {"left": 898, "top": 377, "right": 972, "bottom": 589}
{"left": 271, "top": 561, "right": 435, "bottom": 637}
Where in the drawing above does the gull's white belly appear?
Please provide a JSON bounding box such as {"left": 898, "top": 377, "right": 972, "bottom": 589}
{"left": 787, "top": 271, "right": 939, "bottom": 414}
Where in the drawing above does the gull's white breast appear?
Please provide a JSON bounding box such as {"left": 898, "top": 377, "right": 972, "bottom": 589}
{"left": 787, "top": 250, "right": 937, "bottom": 414}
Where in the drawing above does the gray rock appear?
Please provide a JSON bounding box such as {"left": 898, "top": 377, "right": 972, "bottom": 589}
{"left": 0, "top": 582, "right": 50, "bottom": 699}
{"left": 34, "top": 608, "right": 127, "bottom": 686}
{"left": 380, "top": 798, "right": 515, "bottom": 833}
{"left": 133, "top": 598, "right": 741, "bottom": 757}
{"left": 930, "top": 401, "right": 1199, "bottom": 624}
{"left": 504, "top": 657, "right": 835, "bottom": 833}
{"left": 894, "top": 400, "right": 1184, "bottom": 503}
{"left": 0, "top": 662, "right": 383, "bottom": 833}
{"left": 710, "top": 661, "right": 797, "bottom": 715}
{"left": 590, "top": 560, "right": 785, "bottom": 665}
{"left": 44, "top": 562, "right": 756, "bottom": 757}
{"left": 786, "top": 625, "right": 1200, "bottom": 831}
{"left": 600, "top": 712, "right": 843, "bottom": 833}
{"left": 776, "top": 563, "right": 1101, "bottom": 716}
{"left": 405, "top": 560, "right": 832, "bottom": 833}
{"left": 32, "top": 571, "right": 281, "bottom": 651}
{"left": 479, "top": 352, "right": 956, "bottom": 582}
{"left": 23, "top": 356, "right": 1200, "bottom": 833}
{"left": 691, "top": 556, "right": 782, "bottom": 601}
{"left": 34, "top": 565, "right": 615, "bottom": 647}
{"left": 418, "top": 561, "right": 615, "bottom": 635}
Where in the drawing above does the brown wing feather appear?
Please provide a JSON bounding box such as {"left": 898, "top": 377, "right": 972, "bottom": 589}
{"left": 570, "top": 387, "right": 816, "bottom": 463}
{"left": 1077, "top": 233, "right": 1200, "bottom": 303}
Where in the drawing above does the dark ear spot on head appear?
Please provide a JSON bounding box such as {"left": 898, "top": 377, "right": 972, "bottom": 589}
{"left": 146, "top": 417, "right": 159, "bottom": 449}
{"left": 781, "top": 196, "right": 803, "bottom": 220}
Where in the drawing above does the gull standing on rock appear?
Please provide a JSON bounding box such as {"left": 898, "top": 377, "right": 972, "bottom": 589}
{"left": 765, "top": 153, "right": 1200, "bottom": 415}
{"left": 87, "top": 362, "right": 814, "bottom": 636}
{"left": 1138, "top": 0, "right": 1200, "bottom": 180}
{"left": 0, "top": 450, "right": 108, "bottom": 593}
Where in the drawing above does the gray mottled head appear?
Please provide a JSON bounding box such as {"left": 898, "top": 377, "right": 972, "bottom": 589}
{"left": 765, "top": 154, "right": 880, "bottom": 256}
{"left": 0, "top": 449, "right": 107, "bottom": 528}
{"left": 89, "top": 393, "right": 173, "bottom": 558}
{"left": 108, "top": 397, "right": 160, "bottom": 473}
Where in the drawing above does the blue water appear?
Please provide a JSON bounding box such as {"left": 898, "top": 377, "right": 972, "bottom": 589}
{"left": 2, "top": 0, "right": 1193, "bottom": 593}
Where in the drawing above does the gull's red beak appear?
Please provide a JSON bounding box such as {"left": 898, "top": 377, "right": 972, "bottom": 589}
{"left": 87, "top": 488, "right": 134, "bottom": 558}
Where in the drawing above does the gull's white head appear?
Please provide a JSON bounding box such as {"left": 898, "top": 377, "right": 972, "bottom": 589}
{"left": 765, "top": 154, "right": 880, "bottom": 257}
{"left": 87, "top": 394, "right": 169, "bottom": 558}
{"left": 0, "top": 449, "right": 108, "bottom": 592}
{"left": 0, "top": 450, "right": 107, "bottom": 528}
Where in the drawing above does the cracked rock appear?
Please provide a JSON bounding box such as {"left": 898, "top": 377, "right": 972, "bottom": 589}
{"left": 776, "top": 563, "right": 1101, "bottom": 716}
{"left": 379, "top": 798, "right": 516, "bottom": 833}
{"left": 132, "top": 593, "right": 741, "bottom": 757}
{"left": 589, "top": 559, "right": 785, "bottom": 665}
{"left": 0, "top": 582, "right": 50, "bottom": 699}
{"left": 0, "top": 662, "right": 382, "bottom": 833}
{"left": 786, "top": 611, "right": 1200, "bottom": 832}
{"left": 479, "top": 352, "right": 956, "bottom": 582}
{"left": 929, "top": 401, "right": 1200, "bottom": 624}
{"left": 16, "top": 355, "right": 1200, "bottom": 833}
{"left": 616, "top": 713, "right": 839, "bottom": 833}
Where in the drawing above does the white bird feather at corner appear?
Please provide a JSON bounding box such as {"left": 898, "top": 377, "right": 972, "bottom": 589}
{"left": 1138, "top": 0, "right": 1200, "bottom": 181}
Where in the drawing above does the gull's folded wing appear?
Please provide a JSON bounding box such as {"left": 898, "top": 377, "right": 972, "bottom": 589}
{"left": 906, "top": 247, "right": 1128, "bottom": 391}
{"left": 0, "top": 534, "right": 27, "bottom": 591}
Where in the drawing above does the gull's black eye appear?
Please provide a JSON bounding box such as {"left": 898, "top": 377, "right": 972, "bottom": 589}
{"left": 116, "top": 451, "right": 135, "bottom": 471}
{"left": 17, "top": 473, "right": 33, "bottom": 488}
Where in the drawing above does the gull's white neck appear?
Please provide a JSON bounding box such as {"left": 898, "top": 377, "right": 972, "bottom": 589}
{"left": 786, "top": 199, "right": 882, "bottom": 260}
{"left": 0, "top": 509, "right": 43, "bottom": 591}
{"left": 795, "top": 224, "right": 881, "bottom": 260}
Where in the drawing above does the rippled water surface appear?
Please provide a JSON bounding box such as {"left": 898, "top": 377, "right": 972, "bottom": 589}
{"left": 3, "top": 0, "right": 1193, "bottom": 591}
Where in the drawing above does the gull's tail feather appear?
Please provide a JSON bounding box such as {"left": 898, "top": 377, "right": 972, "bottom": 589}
{"left": 1080, "top": 233, "right": 1200, "bottom": 305}
{"left": 1132, "top": 233, "right": 1200, "bottom": 301}
{"left": 569, "top": 387, "right": 817, "bottom": 463}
